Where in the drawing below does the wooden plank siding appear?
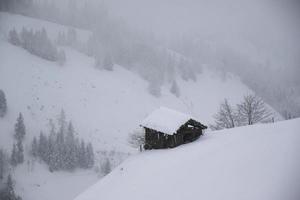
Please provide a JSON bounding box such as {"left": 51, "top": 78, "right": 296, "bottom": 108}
{"left": 144, "top": 119, "right": 206, "bottom": 149}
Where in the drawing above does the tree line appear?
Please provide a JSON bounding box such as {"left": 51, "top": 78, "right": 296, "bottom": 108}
{"left": 8, "top": 27, "right": 66, "bottom": 65}
{"left": 0, "top": 104, "right": 95, "bottom": 200}
{"left": 31, "top": 110, "right": 94, "bottom": 172}
{"left": 2, "top": 0, "right": 200, "bottom": 98}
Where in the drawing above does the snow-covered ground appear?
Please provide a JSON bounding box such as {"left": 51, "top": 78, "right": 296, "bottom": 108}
{"left": 0, "top": 12, "right": 282, "bottom": 200}
{"left": 0, "top": 12, "right": 257, "bottom": 153}
{"left": 75, "top": 118, "right": 300, "bottom": 200}
{"left": 14, "top": 163, "right": 98, "bottom": 200}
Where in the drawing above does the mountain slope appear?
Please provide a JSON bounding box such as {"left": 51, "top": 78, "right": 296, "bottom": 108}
{"left": 0, "top": 12, "right": 257, "bottom": 153}
{"left": 0, "top": 12, "right": 281, "bottom": 200}
{"left": 75, "top": 119, "right": 300, "bottom": 200}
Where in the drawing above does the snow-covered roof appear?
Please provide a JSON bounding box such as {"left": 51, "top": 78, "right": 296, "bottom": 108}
{"left": 140, "top": 107, "right": 195, "bottom": 135}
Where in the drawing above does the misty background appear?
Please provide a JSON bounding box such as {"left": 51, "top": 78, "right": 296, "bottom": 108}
{"left": 1, "top": 0, "right": 299, "bottom": 118}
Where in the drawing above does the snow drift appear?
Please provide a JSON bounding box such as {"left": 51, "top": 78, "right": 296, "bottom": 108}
{"left": 75, "top": 119, "right": 300, "bottom": 200}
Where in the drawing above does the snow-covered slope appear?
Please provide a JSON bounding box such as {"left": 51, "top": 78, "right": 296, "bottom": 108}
{"left": 75, "top": 119, "right": 300, "bottom": 200}
{"left": 0, "top": 12, "right": 256, "bottom": 153}
{"left": 0, "top": 12, "right": 281, "bottom": 200}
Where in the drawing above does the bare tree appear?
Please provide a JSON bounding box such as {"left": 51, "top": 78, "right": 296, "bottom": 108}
{"left": 210, "top": 99, "right": 238, "bottom": 130}
{"left": 237, "top": 94, "right": 273, "bottom": 125}
{"left": 128, "top": 128, "right": 145, "bottom": 149}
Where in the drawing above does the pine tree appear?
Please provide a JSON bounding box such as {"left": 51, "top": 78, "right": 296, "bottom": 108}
{"left": 14, "top": 113, "right": 26, "bottom": 142}
{"left": 170, "top": 80, "right": 180, "bottom": 97}
{"left": 65, "top": 122, "right": 77, "bottom": 170}
{"left": 78, "top": 140, "right": 87, "bottom": 168}
{"left": 101, "top": 158, "right": 111, "bottom": 175}
{"left": 58, "top": 109, "right": 67, "bottom": 135}
{"left": 0, "top": 89, "right": 7, "bottom": 117}
{"left": 38, "top": 131, "right": 48, "bottom": 161}
{"left": 0, "top": 174, "right": 22, "bottom": 200}
{"left": 10, "top": 144, "right": 18, "bottom": 167}
{"left": 0, "top": 149, "right": 6, "bottom": 179}
{"left": 31, "top": 137, "right": 38, "bottom": 157}
{"left": 16, "top": 141, "right": 24, "bottom": 164}
{"left": 6, "top": 174, "right": 14, "bottom": 193}
{"left": 86, "top": 142, "right": 94, "bottom": 168}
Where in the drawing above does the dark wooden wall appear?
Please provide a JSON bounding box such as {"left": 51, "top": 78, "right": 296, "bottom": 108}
{"left": 144, "top": 120, "right": 205, "bottom": 149}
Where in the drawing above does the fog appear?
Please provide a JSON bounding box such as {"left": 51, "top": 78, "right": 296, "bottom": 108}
{"left": 1, "top": 0, "right": 300, "bottom": 116}
{"left": 1, "top": 1, "right": 300, "bottom": 200}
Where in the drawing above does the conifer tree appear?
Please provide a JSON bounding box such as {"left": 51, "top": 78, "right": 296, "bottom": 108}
{"left": 8, "top": 29, "right": 21, "bottom": 46}
{"left": 65, "top": 122, "right": 77, "bottom": 170}
{"left": 0, "top": 149, "right": 6, "bottom": 179}
{"left": 31, "top": 137, "right": 38, "bottom": 157}
{"left": 0, "top": 174, "right": 22, "bottom": 200}
{"left": 78, "top": 140, "right": 87, "bottom": 168}
{"left": 16, "top": 141, "right": 24, "bottom": 164}
{"left": 10, "top": 144, "right": 18, "bottom": 167}
{"left": 101, "top": 158, "right": 111, "bottom": 175}
{"left": 14, "top": 113, "right": 26, "bottom": 142}
{"left": 86, "top": 142, "right": 94, "bottom": 168}
{"left": 0, "top": 89, "right": 7, "bottom": 117}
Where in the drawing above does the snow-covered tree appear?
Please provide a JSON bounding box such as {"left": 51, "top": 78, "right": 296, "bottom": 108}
{"left": 128, "top": 128, "right": 145, "bottom": 149}
{"left": 14, "top": 113, "right": 26, "bottom": 142}
{"left": 0, "top": 89, "right": 7, "bottom": 117}
{"left": 30, "top": 137, "right": 38, "bottom": 158}
{"left": 237, "top": 95, "right": 273, "bottom": 125}
{"left": 31, "top": 113, "right": 94, "bottom": 172}
{"left": 170, "top": 80, "right": 180, "bottom": 97}
{"left": 16, "top": 141, "right": 24, "bottom": 164}
{"left": 86, "top": 142, "right": 94, "bottom": 168}
{"left": 10, "top": 144, "right": 18, "bottom": 167}
{"left": 0, "top": 149, "right": 8, "bottom": 180}
{"left": 8, "top": 28, "right": 21, "bottom": 46}
{"left": 211, "top": 99, "right": 238, "bottom": 130}
{"left": 10, "top": 142, "right": 23, "bottom": 166}
{"left": 101, "top": 158, "right": 111, "bottom": 175}
{"left": 0, "top": 150, "right": 4, "bottom": 179}
{"left": 0, "top": 174, "right": 22, "bottom": 200}
{"left": 16, "top": 27, "right": 59, "bottom": 62}
{"left": 78, "top": 140, "right": 87, "bottom": 168}
{"left": 65, "top": 122, "right": 77, "bottom": 170}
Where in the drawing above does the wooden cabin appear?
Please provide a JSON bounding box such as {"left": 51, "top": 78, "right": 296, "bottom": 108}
{"left": 140, "top": 107, "right": 207, "bottom": 149}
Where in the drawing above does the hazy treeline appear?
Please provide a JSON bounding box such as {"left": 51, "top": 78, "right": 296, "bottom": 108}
{"left": 1, "top": 0, "right": 201, "bottom": 97}
{"left": 9, "top": 27, "right": 66, "bottom": 64}
{"left": 170, "top": 35, "right": 300, "bottom": 118}
{"left": 1, "top": 0, "right": 299, "bottom": 117}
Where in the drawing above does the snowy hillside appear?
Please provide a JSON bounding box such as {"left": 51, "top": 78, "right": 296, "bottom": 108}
{"left": 0, "top": 12, "right": 282, "bottom": 200}
{"left": 0, "top": 12, "right": 256, "bottom": 153}
{"left": 75, "top": 119, "right": 300, "bottom": 200}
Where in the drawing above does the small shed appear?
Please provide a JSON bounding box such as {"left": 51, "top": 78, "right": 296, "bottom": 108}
{"left": 140, "top": 107, "right": 207, "bottom": 149}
